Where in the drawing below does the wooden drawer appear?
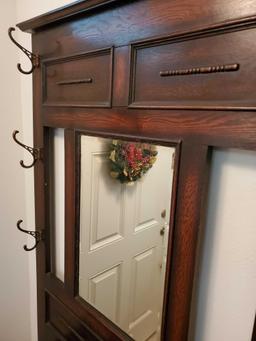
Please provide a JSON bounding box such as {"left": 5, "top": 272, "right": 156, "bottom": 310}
{"left": 130, "top": 28, "right": 256, "bottom": 110}
{"left": 43, "top": 48, "right": 113, "bottom": 107}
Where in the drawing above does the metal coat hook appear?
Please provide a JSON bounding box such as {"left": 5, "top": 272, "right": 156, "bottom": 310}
{"left": 16, "top": 220, "right": 44, "bottom": 251}
{"left": 12, "top": 130, "right": 43, "bottom": 168}
{"left": 8, "top": 27, "right": 40, "bottom": 75}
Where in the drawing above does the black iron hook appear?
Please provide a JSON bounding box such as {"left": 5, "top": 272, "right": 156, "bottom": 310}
{"left": 8, "top": 27, "right": 40, "bottom": 75}
{"left": 12, "top": 130, "right": 42, "bottom": 168}
{"left": 16, "top": 220, "right": 44, "bottom": 251}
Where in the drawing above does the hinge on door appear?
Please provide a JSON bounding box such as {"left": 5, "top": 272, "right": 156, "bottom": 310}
{"left": 75, "top": 239, "right": 81, "bottom": 283}
{"left": 171, "top": 152, "right": 175, "bottom": 169}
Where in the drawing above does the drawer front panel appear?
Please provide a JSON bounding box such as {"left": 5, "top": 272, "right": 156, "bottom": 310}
{"left": 130, "top": 28, "right": 256, "bottom": 110}
{"left": 43, "top": 48, "right": 113, "bottom": 107}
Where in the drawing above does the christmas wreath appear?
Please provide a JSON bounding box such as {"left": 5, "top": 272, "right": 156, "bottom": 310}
{"left": 109, "top": 140, "right": 158, "bottom": 184}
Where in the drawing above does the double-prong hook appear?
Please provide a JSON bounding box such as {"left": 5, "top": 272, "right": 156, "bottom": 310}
{"left": 8, "top": 27, "right": 40, "bottom": 75}
{"left": 12, "top": 130, "right": 43, "bottom": 168}
{"left": 16, "top": 220, "right": 44, "bottom": 251}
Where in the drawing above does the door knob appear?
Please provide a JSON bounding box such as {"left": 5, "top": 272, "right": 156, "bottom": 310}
{"left": 160, "top": 227, "right": 165, "bottom": 236}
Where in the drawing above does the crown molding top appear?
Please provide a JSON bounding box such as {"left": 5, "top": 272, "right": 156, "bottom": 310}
{"left": 17, "top": 0, "right": 129, "bottom": 33}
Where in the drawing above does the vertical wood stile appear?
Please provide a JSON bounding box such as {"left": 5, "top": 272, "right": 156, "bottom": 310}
{"left": 164, "top": 141, "right": 210, "bottom": 341}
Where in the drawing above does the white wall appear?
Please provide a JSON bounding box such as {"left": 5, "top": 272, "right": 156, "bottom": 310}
{"left": 1, "top": 1, "right": 256, "bottom": 341}
{"left": 191, "top": 149, "right": 256, "bottom": 341}
{"left": 0, "top": 1, "right": 31, "bottom": 340}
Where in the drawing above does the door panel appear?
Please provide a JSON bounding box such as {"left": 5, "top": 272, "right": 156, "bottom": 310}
{"left": 89, "top": 263, "right": 122, "bottom": 323}
{"left": 128, "top": 247, "right": 158, "bottom": 340}
{"left": 90, "top": 151, "right": 124, "bottom": 250}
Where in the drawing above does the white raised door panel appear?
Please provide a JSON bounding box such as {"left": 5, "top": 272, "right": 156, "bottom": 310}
{"left": 128, "top": 248, "right": 158, "bottom": 340}
{"left": 90, "top": 151, "right": 124, "bottom": 250}
{"left": 89, "top": 263, "right": 122, "bottom": 323}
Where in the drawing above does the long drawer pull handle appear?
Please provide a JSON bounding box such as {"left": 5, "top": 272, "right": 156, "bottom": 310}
{"left": 160, "top": 63, "right": 239, "bottom": 77}
{"left": 56, "top": 78, "right": 93, "bottom": 85}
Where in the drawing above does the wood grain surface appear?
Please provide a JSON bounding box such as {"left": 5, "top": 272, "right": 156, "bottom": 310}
{"left": 21, "top": 1, "right": 256, "bottom": 340}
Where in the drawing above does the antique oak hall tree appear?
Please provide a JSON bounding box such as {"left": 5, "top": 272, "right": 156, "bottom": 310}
{"left": 10, "top": 0, "right": 256, "bottom": 340}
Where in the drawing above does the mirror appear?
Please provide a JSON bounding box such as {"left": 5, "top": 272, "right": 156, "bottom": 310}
{"left": 78, "top": 135, "right": 175, "bottom": 341}
{"left": 51, "top": 128, "right": 65, "bottom": 282}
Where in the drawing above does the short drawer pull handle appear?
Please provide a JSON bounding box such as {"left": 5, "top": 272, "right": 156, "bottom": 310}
{"left": 56, "top": 78, "right": 93, "bottom": 85}
{"left": 160, "top": 63, "right": 239, "bottom": 77}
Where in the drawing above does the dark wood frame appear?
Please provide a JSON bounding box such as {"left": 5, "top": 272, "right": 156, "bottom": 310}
{"left": 45, "top": 128, "right": 182, "bottom": 340}
{"left": 15, "top": 1, "right": 256, "bottom": 340}
{"left": 35, "top": 108, "right": 256, "bottom": 341}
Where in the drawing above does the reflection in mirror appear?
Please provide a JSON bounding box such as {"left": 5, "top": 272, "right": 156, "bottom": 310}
{"left": 79, "top": 135, "right": 175, "bottom": 341}
{"left": 51, "top": 128, "right": 65, "bottom": 282}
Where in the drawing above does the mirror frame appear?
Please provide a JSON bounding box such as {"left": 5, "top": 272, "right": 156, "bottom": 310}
{"left": 69, "top": 130, "right": 181, "bottom": 340}
{"left": 42, "top": 110, "right": 254, "bottom": 340}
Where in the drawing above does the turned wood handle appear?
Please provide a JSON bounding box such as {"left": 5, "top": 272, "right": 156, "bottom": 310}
{"left": 160, "top": 63, "right": 239, "bottom": 77}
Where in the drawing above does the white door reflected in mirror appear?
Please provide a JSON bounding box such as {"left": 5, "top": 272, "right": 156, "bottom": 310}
{"left": 79, "top": 135, "right": 175, "bottom": 341}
